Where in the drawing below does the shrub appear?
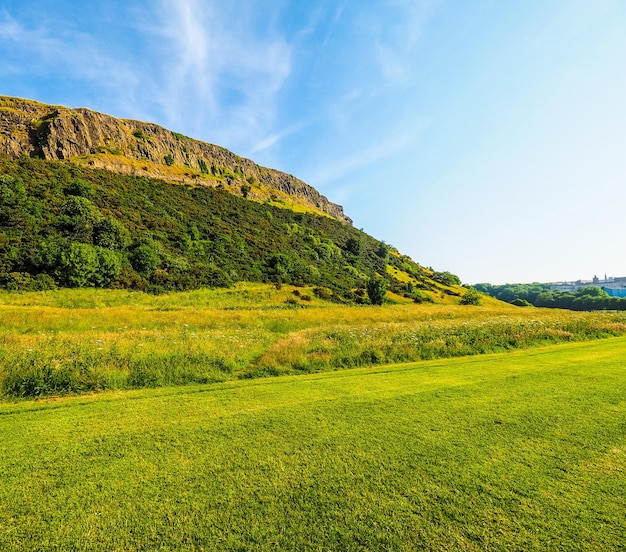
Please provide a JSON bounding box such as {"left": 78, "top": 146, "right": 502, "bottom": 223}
{"left": 60, "top": 196, "right": 103, "bottom": 243}
{"left": 313, "top": 287, "right": 333, "bottom": 300}
{"left": 65, "top": 179, "right": 94, "bottom": 198}
{"left": 366, "top": 274, "right": 387, "bottom": 305}
{"left": 345, "top": 237, "right": 362, "bottom": 257}
{"left": 130, "top": 244, "right": 161, "bottom": 274}
{"left": 94, "top": 217, "right": 131, "bottom": 250}
{"left": 460, "top": 287, "right": 483, "bottom": 306}
{"left": 59, "top": 242, "right": 99, "bottom": 287}
{"left": 432, "top": 271, "right": 461, "bottom": 286}
{"left": 94, "top": 249, "right": 123, "bottom": 286}
{"left": 132, "top": 129, "right": 150, "bottom": 140}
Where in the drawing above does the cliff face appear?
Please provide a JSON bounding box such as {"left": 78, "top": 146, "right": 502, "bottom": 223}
{"left": 0, "top": 96, "right": 351, "bottom": 223}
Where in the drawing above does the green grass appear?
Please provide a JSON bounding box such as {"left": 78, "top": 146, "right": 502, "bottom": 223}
{"left": 0, "top": 338, "right": 624, "bottom": 550}
{"left": 2, "top": 286, "right": 626, "bottom": 398}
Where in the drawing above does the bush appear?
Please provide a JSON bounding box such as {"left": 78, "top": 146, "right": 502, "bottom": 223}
{"left": 59, "top": 242, "right": 99, "bottom": 287}
{"left": 346, "top": 237, "right": 362, "bottom": 256}
{"left": 94, "top": 217, "right": 131, "bottom": 250}
{"left": 130, "top": 243, "right": 161, "bottom": 274}
{"left": 65, "top": 179, "right": 94, "bottom": 198}
{"left": 366, "top": 274, "right": 387, "bottom": 305}
{"left": 460, "top": 287, "right": 482, "bottom": 306}
{"left": 60, "top": 196, "right": 103, "bottom": 242}
{"left": 431, "top": 271, "right": 461, "bottom": 286}
{"left": 313, "top": 287, "right": 333, "bottom": 300}
{"left": 94, "top": 249, "right": 123, "bottom": 286}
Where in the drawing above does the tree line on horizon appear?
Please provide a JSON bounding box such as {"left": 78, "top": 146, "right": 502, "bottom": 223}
{"left": 475, "top": 282, "right": 626, "bottom": 311}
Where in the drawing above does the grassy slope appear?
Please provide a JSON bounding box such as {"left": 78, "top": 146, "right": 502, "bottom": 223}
{"left": 2, "top": 286, "right": 626, "bottom": 397}
{"left": 1, "top": 338, "right": 625, "bottom": 550}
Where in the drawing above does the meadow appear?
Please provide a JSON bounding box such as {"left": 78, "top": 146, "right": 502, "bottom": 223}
{"left": 0, "top": 337, "right": 624, "bottom": 550}
{"left": 2, "top": 284, "right": 626, "bottom": 398}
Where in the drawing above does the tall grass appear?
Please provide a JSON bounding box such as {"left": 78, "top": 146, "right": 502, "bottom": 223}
{"left": 2, "top": 285, "right": 626, "bottom": 398}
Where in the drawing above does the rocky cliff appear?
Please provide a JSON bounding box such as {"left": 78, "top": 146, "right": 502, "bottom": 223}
{"left": 0, "top": 96, "right": 351, "bottom": 223}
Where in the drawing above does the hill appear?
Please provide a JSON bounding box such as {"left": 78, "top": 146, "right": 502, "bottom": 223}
{"left": 0, "top": 96, "right": 463, "bottom": 301}
{"left": 0, "top": 96, "right": 349, "bottom": 222}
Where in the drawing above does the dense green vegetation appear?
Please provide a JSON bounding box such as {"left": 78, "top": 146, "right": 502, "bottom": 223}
{"left": 476, "top": 282, "right": 626, "bottom": 311}
{"left": 0, "top": 154, "right": 445, "bottom": 301}
{"left": 1, "top": 338, "right": 624, "bottom": 550}
{"left": 2, "top": 286, "right": 626, "bottom": 399}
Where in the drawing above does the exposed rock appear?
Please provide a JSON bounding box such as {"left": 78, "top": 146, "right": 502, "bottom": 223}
{"left": 0, "top": 96, "right": 351, "bottom": 224}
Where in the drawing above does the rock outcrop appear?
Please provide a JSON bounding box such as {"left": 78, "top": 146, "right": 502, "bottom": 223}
{"left": 0, "top": 96, "right": 351, "bottom": 223}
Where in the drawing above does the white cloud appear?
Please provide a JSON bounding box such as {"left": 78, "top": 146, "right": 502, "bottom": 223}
{"left": 251, "top": 122, "right": 307, "bottom": 154}
{"left": 145, "top": 0, "right": 293, "bottom": 153}
{"left": 0, "top": 9, "right": 139, "bottom": 109}
{"left": 372, "top": 0, "right": 436, "bottom": 86}
{"left": 0, "top": 10, "right": 21, "bottom": 41}
{"left": 1, "top": 2, "right": 293, "bottom": 155}
{"left": 305, "top": 121, "right": 426, "bottom": 187}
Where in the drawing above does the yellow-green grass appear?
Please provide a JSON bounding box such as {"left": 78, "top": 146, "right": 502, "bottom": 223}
{"left": 2, "top": 285, "right": 626, "bottom": 398}
{"left": 0, "top": 338, "right": 624, "bottom": 550}
{"left": 71, "top": 153, "right": 331, "bottom": 218}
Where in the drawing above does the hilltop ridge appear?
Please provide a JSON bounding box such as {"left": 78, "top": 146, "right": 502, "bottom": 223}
{"left": 0, "top": 96, "right": 350, "bottom": 223}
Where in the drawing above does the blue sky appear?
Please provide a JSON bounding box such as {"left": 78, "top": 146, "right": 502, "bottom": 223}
{"left": 1, "top": 0, "right": 625, "bottom": 284}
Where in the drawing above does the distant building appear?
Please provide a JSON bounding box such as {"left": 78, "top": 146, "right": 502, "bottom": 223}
{"left": 550, "top": 284, "right": 578, "bottom": 293}
{"left": 603, "top": 288, "right": 626, "bottom": 298}
{"left": 549, "top": 274, "right": 626, "bottom": 294}
{"left": 601, "top": 279, "right": 626, "bottom": 297}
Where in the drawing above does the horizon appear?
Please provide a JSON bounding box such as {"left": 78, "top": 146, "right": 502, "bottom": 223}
{"left": 483, "top": 273, "right": 626, "bottom": 287}
{"left": 1, "top": 1, "right": 625, "bottom": 284}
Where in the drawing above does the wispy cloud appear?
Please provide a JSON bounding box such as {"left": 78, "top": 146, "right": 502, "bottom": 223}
{"left": 304, "top": 121, "right": 427, "bottom": 187}
{"left": 144, "top": 0, "right": 292, "bottom": 153}
{"left": 251, "top": 121, "right": 307, "bottom": 154}
{"left": 0, "top": 2, "right": 293, "bottom": 156}
{"left": 0, "top": 10, "right": 20, "bottom": 41}
{"left": 372, "top": 0, "right": 436, "bottom": 85}
{"left": 0, "top": 9, "right": 139, "bottom": 110}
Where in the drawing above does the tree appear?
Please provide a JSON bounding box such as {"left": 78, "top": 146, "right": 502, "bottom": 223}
{"left": 94, "top": 248, "right": 122, "bottom": 286}
{"left": 94, "top": 217, "right": 131, "bottom": 250}
{"left": 130, "top": 243, "right": 161, "bottom": 274}
{"left": 346, "top": 237, "right": 363, "bottom": 257}
{"left": 460, "top": 287, "right": 482, "bottom": 305}
{"left": 366, "top": 274, "right": 387, "bottom": 305}
{"left": 431, "top": 271, "right": 461, "bottom": 286}
{"left": 59, "top": 242, "right": 99, "bottom": 287}
{"left": 576, "top": 286, "right": 608, "bottom": 298}
{"left": 60, "top": 196, "right": 102, "bottom": 243}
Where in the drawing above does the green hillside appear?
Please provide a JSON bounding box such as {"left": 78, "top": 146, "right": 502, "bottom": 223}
{"left": 0, "top": 153, "right": 459, "bottom": 302}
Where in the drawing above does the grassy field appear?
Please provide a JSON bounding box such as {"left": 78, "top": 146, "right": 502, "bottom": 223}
{"left": 2, "top": 285, "right": 626, "bottom": 398}
{"left": 0, "top": 337, "right": 624, "bottom": 550}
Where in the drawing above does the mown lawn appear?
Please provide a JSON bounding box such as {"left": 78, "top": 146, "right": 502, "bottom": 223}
{"left": 1, "top": 337, "right": 624, "bottom": 550}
